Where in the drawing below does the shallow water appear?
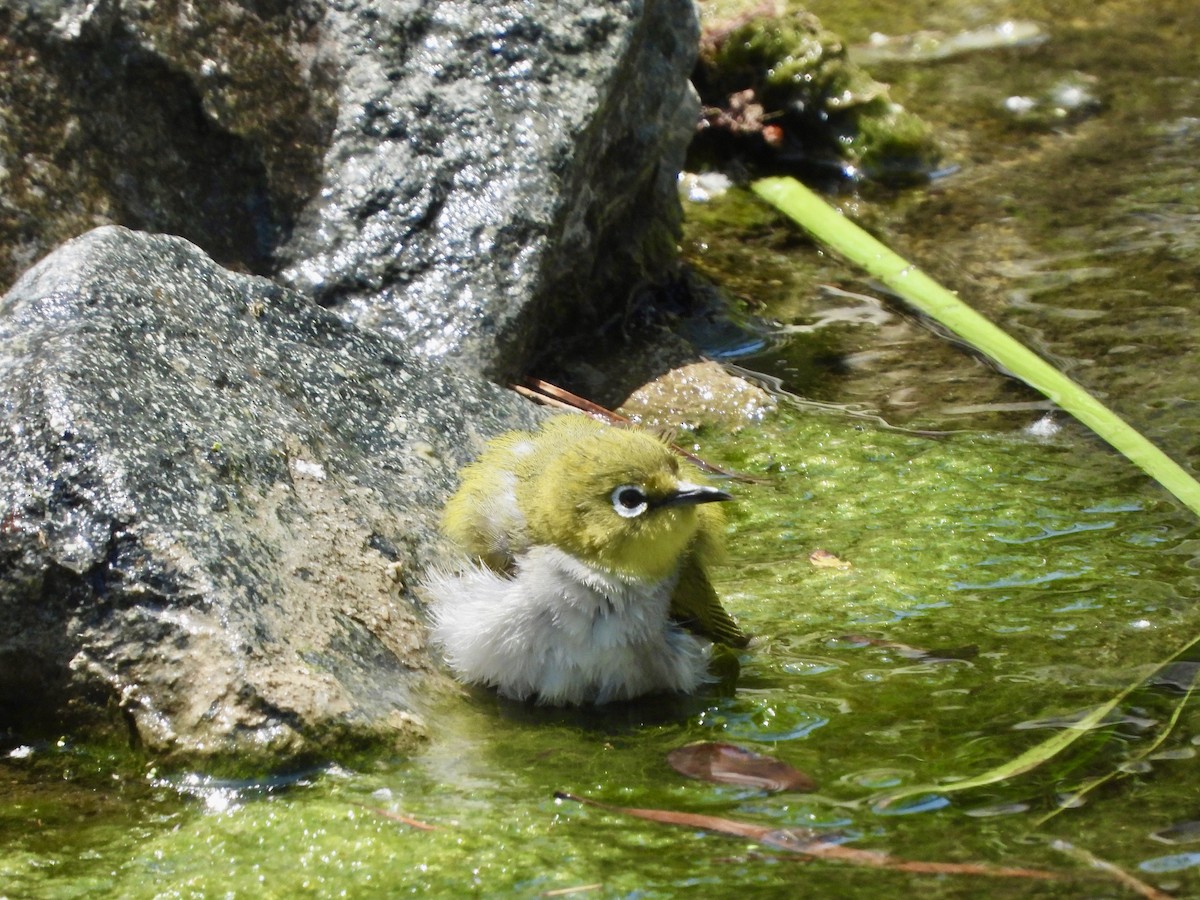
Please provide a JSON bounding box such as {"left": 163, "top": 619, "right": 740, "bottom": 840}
{"left": 6, "top": 0, "right": 1200, "bottom": 897}
{"left": 692, "top": 0, "right": 1200, "bottom": 449}
{"left": 6, "top": 413, "right": 1200, "bottom": 897}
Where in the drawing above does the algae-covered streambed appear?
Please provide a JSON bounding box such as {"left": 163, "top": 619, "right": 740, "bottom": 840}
{"left": 6, "top": 0, "right": 1200, "bottom": 896}
{"left": 5, "top": 417, "right": 1199, "bottom": 897}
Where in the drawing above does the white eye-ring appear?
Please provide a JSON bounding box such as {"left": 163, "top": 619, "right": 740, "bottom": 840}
{"left": 611, "top": 484, "right": 649, "bottom": 518}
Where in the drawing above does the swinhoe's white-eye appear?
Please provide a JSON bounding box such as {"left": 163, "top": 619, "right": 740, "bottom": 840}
{"left": 424, "top": 415, "right": 748, "bottom": 706}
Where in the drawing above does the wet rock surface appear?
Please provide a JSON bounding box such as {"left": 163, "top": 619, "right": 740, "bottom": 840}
{"left": 0, "top": 0, "right": 700, "bottom": 378}
{"left": 280, "top": 0, "right": 700, "bottom": 379}
{"left": 0, "top": 0, "right": 335, "bottom": 283}
{"left": 0, "top": 227, "right": 543, "bottom": 765}
{"left": 0, "top": 0, "right": 706, "bottom": 763}
{"left": 0, "top": 0, "right": 707, "bottom": 763}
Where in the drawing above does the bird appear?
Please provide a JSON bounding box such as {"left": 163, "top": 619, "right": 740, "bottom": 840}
{"left": 423, "top": 414, "right": 749, "bottom": 706}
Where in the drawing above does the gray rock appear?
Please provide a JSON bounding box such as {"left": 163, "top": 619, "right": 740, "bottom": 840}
{"left": 278, "top": 0, "right": 700, "bottom": 378}
{"left": 0, "top": 0, "right": 335, "bottom": 283}
{"left": 0, "top": 226, "right": 543, "bottom": 765}
{"left": 0, "top": 0, "right": 700, "bottom": 377}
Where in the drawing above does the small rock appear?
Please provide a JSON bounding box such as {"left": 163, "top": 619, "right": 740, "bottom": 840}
{"left": 620, "top": 360, "right": 776, "bottom": 431}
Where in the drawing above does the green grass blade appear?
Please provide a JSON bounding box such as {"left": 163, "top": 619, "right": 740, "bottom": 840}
{"left": 751, "top": 176, "right": 1200, "bottom": 517}
{"left": 870, "top": 676, "right": 1135, "bottom": 808}
{"left": 1032, "top": 677, "right": 1197, "bottom": 828}
{"left": 868, "top": 632, "right": 1200, "bottom": 808}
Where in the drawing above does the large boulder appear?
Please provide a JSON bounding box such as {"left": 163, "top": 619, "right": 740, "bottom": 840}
{"left": 0, "top": 226, "right": 543, "bottom": 765}
{"left": 0, "top": 0, "right": 700, "bottom": 377}
{"left": 0, "top": 0, "right": 706, "bottom": 764}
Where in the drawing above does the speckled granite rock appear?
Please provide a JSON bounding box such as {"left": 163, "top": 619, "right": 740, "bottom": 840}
{"left": 0, "top": 0, "right": 700, "bottom": 378}
{"left": 0, "top": 226, "right": 542, "bottom": 765}
{"left": 280, "top": 0, "right": 701, "bottom": 379}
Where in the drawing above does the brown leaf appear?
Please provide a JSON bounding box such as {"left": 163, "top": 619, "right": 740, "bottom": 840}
{"left": 809, "top": 549, "right": 851, "bottom": 569}
{"left": 668, "top": 742, "right": 816, "bottom": 793}
{"left": 556, "top": 791, "right": 813, "bottom": 844}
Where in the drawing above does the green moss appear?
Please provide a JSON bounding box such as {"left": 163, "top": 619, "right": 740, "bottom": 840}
{"left": 694, "top": 7, "right": 940, "bottom": 182}
{"left": 706, "top": 12, "right": 837, "bottom": 108}
{"left": 848, "top": 100, "right": 941, "bottom": 178}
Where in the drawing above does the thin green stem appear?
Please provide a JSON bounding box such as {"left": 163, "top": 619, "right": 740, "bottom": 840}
{"left": 1033, "top": 680, "right": 1196, "bottom": 829}
{"left": 751, "top": 176, "right": 1200, "bottom": 517}
{"left": 866, "top": 629, "right": 1200, "bottom": 807}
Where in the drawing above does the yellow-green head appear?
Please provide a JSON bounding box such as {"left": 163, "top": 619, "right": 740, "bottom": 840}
{"left": 519, "top": 422, "right": 728, "bottom": 581}
{"left": 442, "top": 416, "right": 729, "bottom": 581}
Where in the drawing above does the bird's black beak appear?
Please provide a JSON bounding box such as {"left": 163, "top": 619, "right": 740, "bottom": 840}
{"left": 656, "top": 484, "right": 734, "bottom": 509}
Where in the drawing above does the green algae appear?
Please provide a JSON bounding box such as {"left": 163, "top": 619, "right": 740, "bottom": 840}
{"left": 5, "top": 409, "right": 1200, "bottom": 897}
{"left": 7, "top": 0, "right": 1200, "bottom": 895}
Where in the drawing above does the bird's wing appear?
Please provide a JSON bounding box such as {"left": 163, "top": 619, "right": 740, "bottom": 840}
{"left": 669, "top": 552, "right": 749, "bottom": 648}
{"left": 442, "top": 463, "right": 528, "bottom": 572}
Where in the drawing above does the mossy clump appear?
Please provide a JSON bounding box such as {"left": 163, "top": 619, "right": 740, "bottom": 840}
{"left": 692, "top": 8, "right": 940, "bottom": 184}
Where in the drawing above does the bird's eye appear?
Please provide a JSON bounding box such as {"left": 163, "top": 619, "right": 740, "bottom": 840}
{"left": 611, "top": 485, "right": 649, "bottom": 518}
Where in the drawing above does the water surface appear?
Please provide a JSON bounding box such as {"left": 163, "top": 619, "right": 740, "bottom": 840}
{"left": 5, "top": 0, "right": 1200, "bottom": 896}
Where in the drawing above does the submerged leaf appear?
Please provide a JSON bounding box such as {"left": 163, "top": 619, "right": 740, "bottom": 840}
{"left": 838, "top": 633, "right": 978, "bottom": 663}
{"left": 668, "top": 742, "right": 816, "bottom": 792}
{"left": 1151, "top": 821, "right": 1200, "bottom": 845}
{"left": 353, "top": 803, "right": 438, "bottom": 831}
{"left": 809, "top": 549, "right": 851, "bottom": 569}
{"left": 556, "top": 790, "right": 812, "bottom": 844}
